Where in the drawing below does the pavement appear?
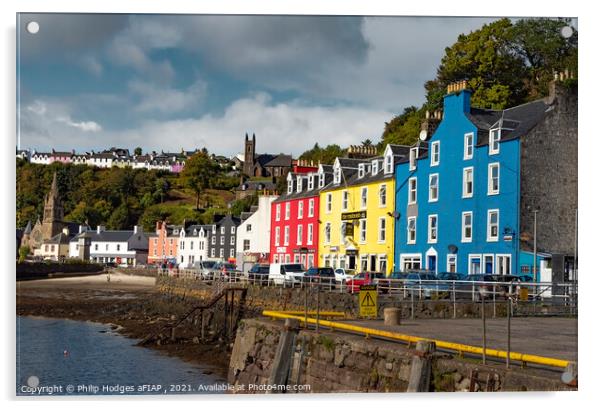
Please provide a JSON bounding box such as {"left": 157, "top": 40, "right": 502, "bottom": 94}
{"left": 344, "top": 316, "right": 577, "bottom": 362}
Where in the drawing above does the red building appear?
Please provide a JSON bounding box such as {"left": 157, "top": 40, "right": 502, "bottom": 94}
{"left": 147, "top": 221, "right": 181, "bottom": 266}
{"left": 269, "top": 167, "right": 330, "bottom": 269}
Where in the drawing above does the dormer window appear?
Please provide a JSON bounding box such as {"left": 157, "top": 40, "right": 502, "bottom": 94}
{"left": 371, "top": 160, "right": 379, "bottom": 176}
{"left": 384, "top": 154, "right": 393, "bottom": 174}
{"left": 409, "top": 147, "right": 418, "bottom": 171}
{"left": 297, "top": 176, "right": 303, "bottom": 193}
{"left": 358, "top": 164, "right": 365, "bottom": 178}
{"left": 489, "top": 128, "right": 501, "bottom": 155}
{"left": 431, "top": 141, "right": 440, "bottom": 166}
{"left": 287, "top": 179, "right": 293, "bottom": 194}
{"left": 308, "top": 175, "right": 314, "bottom": 190}
{"left": 318, "top": 172, "right": 325, "bottom": 188}
{"left": 334, "top": 167, "right": 341, "bottom": 185}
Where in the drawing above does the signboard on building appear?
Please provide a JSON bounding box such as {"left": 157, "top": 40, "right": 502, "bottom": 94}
{"left": 342, "top": 210, "right": 367, "bottom": 221}
{"left": 344, "top": 222, "right": 354, "bottom": 237}
{"left": 359, "top": 285, "right": 377, "bottom": 317}
{"left": 276, "top": 247, "right": 287, "bottom": 254}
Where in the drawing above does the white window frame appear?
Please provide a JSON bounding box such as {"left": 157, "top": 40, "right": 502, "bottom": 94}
{"left": 496, "top": 254, "right": 512, "bottom": 275}
{"left": 431, "top": 141, "right": 440, "bottom": 166}
{"left": 446, "top": 254, "right": 457, "bottom": 273}
{"left": 464, "top": 132, "right": 474, "bottom": 160}
{"left": 385, "top": 154, "right": 394, "bottom": 174}
{"left": 297, "top": 225, "right": 303, "bottom": 245}
{"left": 318, "top": 173, "right": 325, "bottom": 188}
{"left": 342, "top": 190, "right": 349, "bottom": 211}
{"left": 407, "top": 217, "right": 416, "bottom": 244}
{"left": 487, "top": 209, "right": 500, "bottom": 242}
{"left": 371, "top": 160, "right": 378, "bottom": 176}
{"left": 378, "top": 217, "right": 386, "bottom": 243}
{"left": 408, "top": 177, "right": 417, "bottom": 204}
{"left": 461, "top": 211, "right": 473, "bottom": 243}
{"left": 220, "top": 248, "right": 224, "bottom": 258}
{"left": 427, "top": 214, "right": 438, "bottom": 243}
{"left": 488, "top": 163, "right": 500, "bottom": 195}
{"left": 287, "top": 179, "right": 293, "bottom": 194}
{"left": 483, "top": 254, "right": 495, "bottom": 274}
{"left": 326, "top": 193, "right": 332, "bottom": 213}
{"left": 379, "top": 184, "right": 387, "bottom": 207}
{"left": 230, "top": 248, "right": 235, "bottom": 258}
{"left": 340, "top": 222, "right": 346, "bottom": 245}
{"left": 462, "top": 167, "right": 474, "bottom": 198}
{"left": 358, "top": 164, "right": 365, "bottom": 179}
{"left": 285, "top": 202, "right": 290, "bottom": 220}
{"left": 334, "top": 167, "right": 341, "bottom": 185}
{"left": 308, "top": 199, "right": 315, "bottom": 217}
{"left": 284, "top": 226, "right": 290, "bottom": 246}
{"left": 409, "top": 147, "right": 418, "bottom": 171}
{"left": 360, "top": 187, "right": 368, "bottom": 209}
{"left": 428, "top": 174, "right": 439, "bottom": 202}
{"left": 399, "top": 253, "right": 422, "bottom": 272}
{"left": 359, "top": 219, "right": 367, "bottom": 243}
{"left": 307, "top": 223, "right": 314, "bottom": 245}
{"left": 298, "top": 201, "right": 304, "bottom": 219}
{"left": 324, "top": 222, "right": 331, "bottom": 244}
{"left": 297, "top": 176, "right": 303, "bottom": 193}
{"left": 274, "top": 226, "right": 280, "bottom": 246}
{"left": 489, "top": 128, "right": 501, "bottom": 155}
{"left": 468, "top": 254, "right": 482, "bottom": 275}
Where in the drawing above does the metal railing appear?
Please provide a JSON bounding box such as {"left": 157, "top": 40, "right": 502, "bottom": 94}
{"left": 158, "top": 268, "right": 577, "bottom": 314}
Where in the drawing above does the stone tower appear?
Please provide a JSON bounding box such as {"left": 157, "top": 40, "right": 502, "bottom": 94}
{"left": 41, "top": 172, "right": 65, "bottom": 239}
{"left": 243, "top": 132, "right": 256, "bottom": 176}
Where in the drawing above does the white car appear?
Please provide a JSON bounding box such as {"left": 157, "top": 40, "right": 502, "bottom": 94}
{"left": 268, "top": 263, "right": 306, "bottom": 286}
{"left": 334, "top": 268, "right": 355, "bottom": 284}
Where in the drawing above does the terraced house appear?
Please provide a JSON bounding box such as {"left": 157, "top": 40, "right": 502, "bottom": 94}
{"left": 393, "top": 79, "right": 577, "bottom": 281}
{"left": 318, "top": 146, "right": 410, "bottom": 274}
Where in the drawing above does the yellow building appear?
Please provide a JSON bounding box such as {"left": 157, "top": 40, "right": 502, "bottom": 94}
{"left": 318, "top": 145, "right": 410, "bottom": 275}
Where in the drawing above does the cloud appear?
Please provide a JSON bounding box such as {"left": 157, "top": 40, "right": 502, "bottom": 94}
{"left": 128, "top": 79, "right": 207, "bottom": 114}
{"left": 56, "top": 116, "right": 102, "bottom": 132}
{"left": 20, "top": 94, "right": 392, "bottom": 156}
{"left": 81, "top": 55, "right": 103, "bottom": 77}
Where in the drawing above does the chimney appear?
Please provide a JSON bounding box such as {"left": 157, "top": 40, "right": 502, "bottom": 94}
{"left": 156, "top": 221, "right": 161, "bottom": 233}
{"left": 444, "top": 80, "right": 472, "bottom": 114}
{"left": 97, "top": 225, "right": 105, "bottom": 234}
{"left": 134, "top": 225, "right": 139, "bottom": 234}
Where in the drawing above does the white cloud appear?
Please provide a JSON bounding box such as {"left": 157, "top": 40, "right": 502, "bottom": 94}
{"left": 81, "top": 55, "right": 103, "bottom": 77}
{"left": 56, "top": 116, "right": 102, "bottom": 132}
{"left": 128, "top": 79, "right": 207, "bottom": 114}
{"left": 20, "top": 94, "right": 392, "bottom": 156}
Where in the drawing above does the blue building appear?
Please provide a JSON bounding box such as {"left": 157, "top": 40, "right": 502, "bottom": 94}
{"left": 393, "top": 79, "right": 577, "bottom": 281}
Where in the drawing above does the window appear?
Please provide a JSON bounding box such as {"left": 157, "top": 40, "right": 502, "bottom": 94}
{"left": 489, "top": 128, "right": 501, "bottom": 154}
{"left": 294, "top": 254, "right": 300, "bottom": 263}
{"left": 212, "top": 226, "right": 216, "bottom": 234}
{"left": 211, "top": 248, "right": 215, "bottom": 257}
{"left": 211, "top": 236, "right": 216, "bottom": 245}
{"left": 297, "top": 176, "right": 303, "bottom": 193}
{"left": 447, "top": 254, "right": 457, "bottom": 273}
{"left": 229, "top": 249, "right": 234, "bottom": 258}
{"left": 342, "top": 190, "right": 349, "bottom": 211}
{"left": 360, "top": 187, "right": 368, "bottom": 209}
{"left": 275, "top": 227, "right": 280, "bottom": 246}
{"left": 379, "top": 184, "right": 387, "bottom": 207}
{"left": 298, "top": 201, "right": 304, "bottom": 219}
{"left": 230, "top": 236, "right": 235, "bottom": 245}
{"left": 324, "top": 223, "right": 331, "bottom": 244}
{"left": 487, "top": 209, "right": 499, "bottom": 241}
{"left": 284, "top": 226, "right": 290, "bottom": 245}
{"left": 408, "top": 177, "right": 417, "bottom": 204}
{"left": 285, "top": 202, "right": 290, "bottom": 220}
{"left": 220, "top": 236, "right": 225, "bottom": 245}
{"left": 428, "top": 174, "right": 439, "bottom": 202}
{"left": 358, "top": 164, "right": 365, "bottom": 179}
{"left": 360, "top": 255, "right": 368, "bottom": 272}
{"left": 308, "top": 175, "right": 314, "bottom": 190}
{"left": 407, "top": 217, "right": 416, "bottom": 244}
{"left": 246, "top": 224, "right": 252, "bottom": 232}
{"left": 308, "top": 199, "right": 315, "bottom": 217}
{"left": 326, "top": 193, "right": 332, "bottom": 213}
{"left": 297, "top": 225, "right": 303, "bottom": 245}
{"left": 285, "top": 254, "right": 291, "bottom": 263}
{"left": 359, "top": 219, "right": 367, "bottom": 243}
{"left": 319, "top": 172, "right": 325, "bottom": 188}
{"left": 220, "top": 249, "right": 224, "bottom": 258}
{"left": 378, "top": 217, "right": 386, "bottom": 243}
{"left": 462, "top": 211, "right": 473, "bottom": 242}
{"left": 462, "top": 167, "right": 474, "bottom": 198}
{"left": 409, "top": 147, "right": 418, "bottom": 170}
{"left": 431, "top": 141, "right": 440, "bottom": 166}
{"left": 385, "top": 154, "right": 393, "bottom": 174}
{"left": 334, "top": 167, "right": 341, "bottom": 184}
{"left": 231, "top": 226, "right": 235, "bottom": 234}
{"left": 464, "top": 133, "right": 474, "bottom": 159}
{"left": 378, "top": 255, "right": 388, "bottom": 273}
{"left": 340, "top": 222, "right": 347, "bottom": 244}
{"left": 106, "top": 244, "right": 109, "bottom": 251}
{"left": 190, "top": 241, "right": 193, "bottom": 249}
{"left": 488, "top": 163, "right": 500, "bottom": 195}
{"left": 484, "top": 254, "right": 494, "bottom": 274}
{"left": 116, "top": 244, "right": 120, "bottom": 251}
{"left": 220, "top": 226, "right": 225, "bottom": 234}
{"left": 307, "top": 224, "right": 313, "bottom": 245}
{"left": 243, "top": 240, "right": 250, "bottom": 251}
{"left": 276, "top": 204, "right": 281, "bottom": 221}
{"left": 287, "top": 179, "right": 293, "bottom": 194}
{"left": 427, "top": 215, "right": 438, "bottom": 243}
{"left": 371, "top": 160, "right": 378, "bottom": 175}
{"left": 496, "top": 255, "right": 512, "bottom": 275}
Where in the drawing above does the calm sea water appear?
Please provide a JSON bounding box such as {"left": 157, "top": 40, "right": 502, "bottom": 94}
{"left": 16, "top": 316, "right": 228, "bottom": 395}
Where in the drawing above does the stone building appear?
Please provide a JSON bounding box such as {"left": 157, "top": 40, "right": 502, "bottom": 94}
{"left": 242, "top": 133, "right": 292, "bottom": 178}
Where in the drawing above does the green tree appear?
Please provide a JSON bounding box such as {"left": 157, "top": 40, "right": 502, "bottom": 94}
{"left": 180, "top": 151, "right": 219, "bottom": 210}
{"left": 107, "top": 203, "right": 129, "bottom": 230}
{"left": 380, "top": 106, "right": 424, "bottom": 148}
{"left": 18, "top": 245, "right": 30, "bottom": 263}
{"left": 134, "top": 147, "right": 142, "bottom": 156}
{"left": 299, "top": 143, "right": 345, "bottom": 165}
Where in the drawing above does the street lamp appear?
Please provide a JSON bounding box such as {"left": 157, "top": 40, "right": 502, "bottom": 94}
{"left": 532, "top": 209, "right": 538, "bottom": 282}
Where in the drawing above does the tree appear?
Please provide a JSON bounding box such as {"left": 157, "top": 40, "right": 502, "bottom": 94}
{"left": 107, "top": 203, "right": 129, "bottom": 230}
{"left": 179, "top": 151, "right": 219, "bottom": 210}
{"left": 361, "top": 139, "right": 373, "bottom": 147}
{"left": 299, "top": 143, "right": 345, "bottom": 165}
{"left": 380, "top": 106, "right": 424, "bottom": 148}
{"left": 18, "top": 245, "right": 30, "bottom": 263}
{"left": 134, "top": 147, "right": 142, "bottom": 156}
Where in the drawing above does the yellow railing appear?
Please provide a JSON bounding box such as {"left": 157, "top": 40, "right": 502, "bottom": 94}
{"left": 262, "top": 310, "right": 572, "bottom": 369}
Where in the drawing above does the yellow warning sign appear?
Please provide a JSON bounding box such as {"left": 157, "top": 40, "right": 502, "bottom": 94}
{"left": 359, "top": 285, "right": 378, "bottom": 317}
{"left": 519, "top": 287, "right": 529, "bottom": 301}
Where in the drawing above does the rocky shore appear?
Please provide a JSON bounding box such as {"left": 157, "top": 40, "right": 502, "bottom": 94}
{"left": 16, "top": 273, "right": 231, "bottom": 379}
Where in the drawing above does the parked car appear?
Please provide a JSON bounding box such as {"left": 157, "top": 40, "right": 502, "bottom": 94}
{"left": 198, "top": 260, "right": 217, "bottom": 278}
{"left": 268, "top": 263, "right": 306, "bottom": 286}
{"left": 437, "top": 272, "right": 466, "bottom": 281}
{"left": 518, "top": 275, "right": 533, "bottom": 282}
{"left": 247, "top": 264, "right": 270, "bottom": 285}
{"left": 346, "top": 272, "right": 386, "bottom": 294}
{"left": 303, "top": 267, "right": 336, "bottom": 289}
{"left": 405, "top": 272, "right": 448, "bottom": 299}
{"left": 374, "top": 271, "right": 407, "bottom": 294}
{"left": 334, "top": 268, "right": 355, "bottom": 284}
{"left": 454, "top": 274, "right": 495, "bottom": 300}
{"left": 490, "top": 274, "right": 522, "bottom": 297}
{"left": 214, "top": 262, "right": 241, "bottom": 281}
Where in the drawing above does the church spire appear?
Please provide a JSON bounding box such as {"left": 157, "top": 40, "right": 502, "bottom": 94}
{"left": 50, "top": 172, "right": 59, "bottom": 199}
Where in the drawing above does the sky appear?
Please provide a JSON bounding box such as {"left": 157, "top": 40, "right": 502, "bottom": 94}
{"left": 16, "top": 14, "right": 502, "bottom": 157}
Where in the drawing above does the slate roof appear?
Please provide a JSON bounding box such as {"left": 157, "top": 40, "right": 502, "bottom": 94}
{"left": 45, "top": 232, "right": 71, "bottom": 245}
{"left": 74, "top": 230, "right": 134, "bottom": 242}
{"left": 23, "top": 220, "right": 32, "bottom": 234}
{"left": 237, "top": 180, "right": 277, "bottom": 191}
{"left": 184, "top": 224, "right": 212, "bottom": 237}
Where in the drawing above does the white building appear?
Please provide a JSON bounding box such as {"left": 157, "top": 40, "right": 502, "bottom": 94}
{"left": 87, "top": 153, "right": 114, "bottom": 168}
{"left": 236, "top": 195, "right": 278, "bottom": 272}
{"left": 30, "top": 151, "right": 51, "bottom": 165}
{"left": 69, "top": 225, "right": 148, "bottom": 266}
{"left": 177, "top": 224, "right": 210, "bottom": 269}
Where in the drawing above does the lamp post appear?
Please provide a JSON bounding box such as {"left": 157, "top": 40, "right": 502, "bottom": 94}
{"left": 532, "top": 210, "right": 538, "bottom": 282}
